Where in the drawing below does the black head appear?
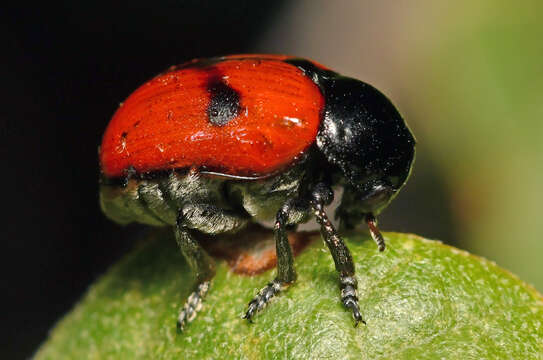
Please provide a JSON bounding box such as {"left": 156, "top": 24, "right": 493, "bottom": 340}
{"left": 316, "top": 75, "right": 416, "bottom": 216}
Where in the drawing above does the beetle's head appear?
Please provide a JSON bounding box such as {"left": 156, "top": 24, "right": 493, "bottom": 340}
{"left": 317, "top": 76, "right": 416, "bottom": 217}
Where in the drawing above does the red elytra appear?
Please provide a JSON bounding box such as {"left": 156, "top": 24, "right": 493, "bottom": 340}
{"left": 99, "top": 56, "right": 325, "bottom": 178}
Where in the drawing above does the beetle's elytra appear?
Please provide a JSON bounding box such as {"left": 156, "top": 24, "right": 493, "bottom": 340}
{"left": 99, "top": 54, "right": 416, "bottom": 330}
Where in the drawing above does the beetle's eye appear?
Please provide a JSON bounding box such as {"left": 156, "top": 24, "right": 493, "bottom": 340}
{"left": 387, "top": 176, "right": 400, "bottom": 188}
{"left": 358, "top": 182, "right": 396, "bottom": 214}
{"left": 361, "top": 184, "right": 390, "bottom": 204}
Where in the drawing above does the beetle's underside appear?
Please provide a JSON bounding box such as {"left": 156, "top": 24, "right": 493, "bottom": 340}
{"left": 100, "top": 158, "right": 374, "bottom": 329}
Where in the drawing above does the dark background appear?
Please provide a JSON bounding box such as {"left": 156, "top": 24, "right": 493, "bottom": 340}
{"left": 2, "top": 2, "right": 288, "bottom": 358}
{"left": 4, "top": 1, "right": 542, "bottom": 359}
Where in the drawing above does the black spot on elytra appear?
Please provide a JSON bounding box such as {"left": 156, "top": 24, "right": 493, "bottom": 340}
{"left": 206, "top": 75, "right": 241, "bottom": 126}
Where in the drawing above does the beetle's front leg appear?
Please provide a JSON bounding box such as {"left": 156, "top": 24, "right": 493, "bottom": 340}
{"left": 310, "top": 183, "right": 365, "bottom": 326}
{"left": 243, "top": 200, "right": 300, "bottom": 321}
{"left": 174, "top": 215, "right": 215, "bottom": 332}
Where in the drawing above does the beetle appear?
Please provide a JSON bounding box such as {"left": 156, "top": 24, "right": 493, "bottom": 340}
{"left": 99, "top": 54, "right": 416, "bottom": 331}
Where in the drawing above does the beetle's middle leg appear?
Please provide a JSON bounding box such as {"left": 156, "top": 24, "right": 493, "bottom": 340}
{"left": 176, "top": 203, "right": 249, "bottom": 331}
{"left": 243, "top": 198, "right": 306, "bottom": 321}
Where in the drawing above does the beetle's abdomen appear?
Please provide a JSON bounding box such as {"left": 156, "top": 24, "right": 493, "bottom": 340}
{"left": 99, "top": 167, "right": 306, "bottom": 229}
{"left": 100, "top": 58, "right": 324, "bottom": 179}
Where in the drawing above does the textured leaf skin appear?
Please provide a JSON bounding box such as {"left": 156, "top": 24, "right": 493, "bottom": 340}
{"left": 36, "top": 230, "right": 543, "bottom": 359}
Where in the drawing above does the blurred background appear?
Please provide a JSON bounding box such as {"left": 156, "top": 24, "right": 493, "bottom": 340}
{"left": 3, "top": 1, "right": 542, "bottom": 358}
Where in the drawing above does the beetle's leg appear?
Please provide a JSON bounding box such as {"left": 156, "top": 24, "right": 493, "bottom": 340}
{"left": 310, "top": 183, "right": 365, "bottom": 326}
{"left": 174, "top": 214, "right": 216, "bottom": 332}
{"left": 175, "top": 203, "right": 249, "bottom": 331}
{"left": 181, "top": 203, "right": 249, "bottom": 235}
{"left": 243, "top": 200, "right": 299, "bottom": 321}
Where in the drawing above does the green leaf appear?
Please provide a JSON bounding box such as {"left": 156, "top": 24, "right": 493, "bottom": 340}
{"left": 35, "top": 230, "right": 543, "bottom": 359}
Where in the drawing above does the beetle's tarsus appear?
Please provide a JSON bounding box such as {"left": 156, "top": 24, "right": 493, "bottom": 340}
{"left": 340, "top": 275, "right": 365, "bottom": 326}
{"left": 177, "top": 281, "right": 210, "bottom": 333}
{"left": 243, "top": 279, "right": 283, "bottom": 321}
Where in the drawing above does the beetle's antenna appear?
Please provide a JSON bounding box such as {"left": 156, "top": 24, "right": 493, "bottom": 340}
{"left": 366, "top": 214, "right": 386, "bottom": 252}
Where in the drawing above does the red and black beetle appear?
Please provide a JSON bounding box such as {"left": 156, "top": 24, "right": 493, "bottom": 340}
{"left": 99, "top": 54, "right": 415, "bottom": 330}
